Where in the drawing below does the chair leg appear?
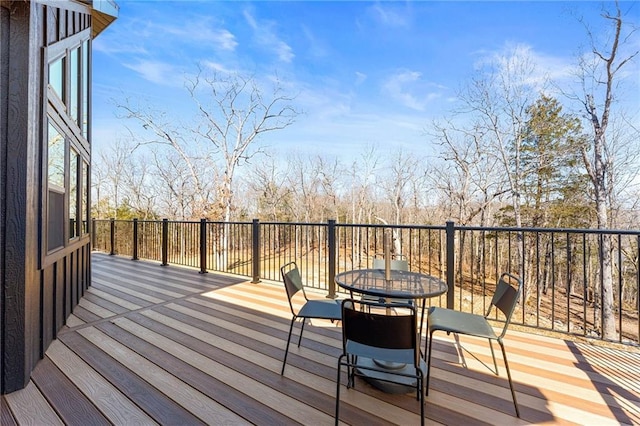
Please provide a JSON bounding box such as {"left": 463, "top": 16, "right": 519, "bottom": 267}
{"left": 335, "top": 356, "right": 343, "bottom": 426}
{"left": 348, "top": 355, "right": 357, "bottom": 388}
{"left": 499, "top": 340, "right": 520, "bottom": 418}
{"left": 297, "top": 318, "right": 306, "bottom": 347}
{"left": 281, "top": 316, "right": 296, "bottom": 375}
{"left": 488, "top": 338, "right": 499, "bottom": 375}
{"left": 418, "top": 299, "right": 426, "bottom": 337}
{"left": 419, "top": 377, "right": 425, "bottom": 426}
{"left": 425, "top": 330, "right": 434, "bottom": 395}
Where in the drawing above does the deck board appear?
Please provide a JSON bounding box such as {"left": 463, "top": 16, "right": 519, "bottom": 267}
{"left": 3, "top": 252, "right": 640, "bottom": 425}
{"left": 30, "top": 356, "right": 111, "bottom": 425}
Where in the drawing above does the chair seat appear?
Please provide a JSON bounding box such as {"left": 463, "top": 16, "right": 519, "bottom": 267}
{"left": 428, "top": 307, "right": 498, "bottom": 340}
{"left": 346, "top": 341, "right": 416, "bottom": 365}
{"left": 298, "top": 299, "right": 342, "bottom": 320}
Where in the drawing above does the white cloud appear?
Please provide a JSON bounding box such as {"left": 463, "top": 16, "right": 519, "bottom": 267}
{"left": 243, "top": 9, "right": 294, "bottom": 63}
{"left": 473, "top": 42, "right": 576, "bottom": 92}
{"left": 382, "top": 70, "right": 441, "bottom": 111}
{"left": 163, "top": 22, "right": 238, "bottom": 51}
{"left": 355, "top": 72, "right": 367, "bottom": 85}
{"left": 367, "top": 3, "right": 410, "bottom": 28}
{"left": 123, "top": 60, "right": 183, "bottom": 86}
{"left": 95, "top": 12, "right": 239, "bottom": 56}
{"left": 93, "top": 38, "right": 148, "bottom": 56}
{"left": 201, "top": 61, "right": 235, "bottom": 75}
{"left": 302, "top": 25, "right": 329, "bottom": 59}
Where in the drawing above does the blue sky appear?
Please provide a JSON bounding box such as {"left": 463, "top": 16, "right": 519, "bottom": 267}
{"left": 92, "top": 1, "right": 639, "bottom": 162}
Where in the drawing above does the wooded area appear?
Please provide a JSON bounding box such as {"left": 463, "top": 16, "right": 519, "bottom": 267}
{"left": 92, "top": 3, "right": 639, "bottom": 342}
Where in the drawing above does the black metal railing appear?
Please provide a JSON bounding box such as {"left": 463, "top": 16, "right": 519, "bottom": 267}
{"left": 91, "top": 218, "right": 640, "bottom": 345}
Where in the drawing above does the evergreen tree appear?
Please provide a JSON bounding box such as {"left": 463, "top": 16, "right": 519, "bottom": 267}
{"left": 519, "top": 95, "right": 591, "bottom": 228}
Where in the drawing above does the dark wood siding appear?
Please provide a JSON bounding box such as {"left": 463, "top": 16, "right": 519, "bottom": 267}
{"left": 39, "top": 247, "right": 89, "bottom": 356}
{"left": 2, "top": 0, "right": 35, "bottom": 393}
{"left": 0, "top": 2, "right": 8, "bottom": 400}
{"left": 1, "top": 1, "right": 93, "bottom": 394}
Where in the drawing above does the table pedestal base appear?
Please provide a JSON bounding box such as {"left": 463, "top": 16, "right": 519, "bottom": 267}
{"left": 355, "top": 357, "right": 426, "bottom": 394}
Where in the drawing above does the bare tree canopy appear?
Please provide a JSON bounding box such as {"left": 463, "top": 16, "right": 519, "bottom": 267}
{"left": 114, "top": 69, "right": 299, "bottom": 221}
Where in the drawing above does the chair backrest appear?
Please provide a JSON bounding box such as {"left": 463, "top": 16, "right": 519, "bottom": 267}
{"left": 341, "top": 299, "right": 419, "bottom": 364}
{"left": 280, "top": 262, "right": 307, "bottom": 314}
{"left": 372, "top": 257, "right": 409, "bottom": 271}
{"left": 486, "top": 272, "right": 522, "bottom": 338}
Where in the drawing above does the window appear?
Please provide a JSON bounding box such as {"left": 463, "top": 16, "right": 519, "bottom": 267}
{"left": 47, "top": 122, "right": 65, "bottom": 190}
{"left": 43, "top": 30, "right": 91, "bottom": 261}
{"left": 47, "top": 122, "right": 65, "bottom": 251}
{"left": 70, "top": 47, "right": 80, "bottom": 125}
{"left": 82, "top": 40, "right": 90, "bottom": 138}
{"left": 82, "top": 160, "right": 89, "bottom": 235}
{"left": 48, "top": 56, "right": 64, "bottom": 103}
{"left": 69, "top": 148, "right": 79, "bottom": 239}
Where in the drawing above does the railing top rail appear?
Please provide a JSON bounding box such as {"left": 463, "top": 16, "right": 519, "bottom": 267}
{"left": 335, "top": 223, "right": 447, "bottom": 231}
{"left": 92, "top": 218, "right": 640, "bottom": 235}
{"left": 456, "top": 225, "right": 640, "bottom": 236}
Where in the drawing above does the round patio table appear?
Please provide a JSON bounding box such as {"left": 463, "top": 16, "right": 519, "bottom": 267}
{"left": 335, "top": 268, "right": 448, "bottom": 393}
{"left": 335, "top": 268, "right": 447, "bottom": 302}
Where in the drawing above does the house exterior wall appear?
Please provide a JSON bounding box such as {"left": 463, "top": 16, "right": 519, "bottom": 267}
{"left": 0, "top": 0, "right": 106, "bottom": 394}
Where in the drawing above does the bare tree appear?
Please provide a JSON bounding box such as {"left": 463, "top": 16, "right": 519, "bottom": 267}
{"left": 185, "top": 70, "right": 299, "bottom": 223}
{"left": 379, "top": 149, "right": 421, "bottom": 226}
{"left": 315, "top": 155, "right": 345, "bottom": 222}
{"left": 570, "top": 1, "right": 639, "bottom": 340}
{"left": 429, "top": 120, "right": 505, "bottom": 226}
{"left": 461, "top": 48, "right": 543, "bottom": 231}
{"left": 92, "top": 139, "right": 138, "bottom": 218}
{"left": 120, "top": 153, "right": 156, "bottom": 219}
{"left": 288, "top": 153, "right": 323, "bottom": 223}
{"left": 116, "top": 101, "right": 218, "bottom": 219}
{"left": 118, "top": 69, "right": 298, "bottom": 268}
{"left": 348, "top": 145, "right": 381, "bottom": 226}
{"left": 245, "top": 156, "right": 292, "bottom": 221}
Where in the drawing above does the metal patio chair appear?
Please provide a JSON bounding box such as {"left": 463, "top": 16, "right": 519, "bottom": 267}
{"left": 280, "top": 261, "right": 342, "bottom": 375}
{"left": 425, "top": 272, "right": 522, "bottom": 417}
{"left": 335, "top": 298, "right": 426, "bottom": 426}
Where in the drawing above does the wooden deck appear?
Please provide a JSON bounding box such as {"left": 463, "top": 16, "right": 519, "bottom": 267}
{"left": 2, "top": 253, "right": 639, "bottom": 425}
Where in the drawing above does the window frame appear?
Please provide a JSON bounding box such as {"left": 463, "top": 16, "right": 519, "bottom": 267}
{"left": 41, "top": 28, "right": 92, "bottom": 268}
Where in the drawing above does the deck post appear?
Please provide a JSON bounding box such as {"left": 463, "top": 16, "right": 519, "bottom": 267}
{"left": 91, "top": 218, "right": 96, "bottom": 249}
{"left": 328, "top": 219, "right": 336, "bottom": 298}
{"left": 199, "top": 218, "right": 207, "bottom": 274}
{"left": 251, "top": 219, "right": 260, "bottom": 283}
{"left": 132, "top": 218, "right": 138, "bottom": 260}
{"left": 161, "top": 218, "right": 168, "bottom": 266}
{"left": 109, "top": 218, "right": 115, "bottom": 255}
{"left": 446, "top": 221, "right": 455, "bottom": 309}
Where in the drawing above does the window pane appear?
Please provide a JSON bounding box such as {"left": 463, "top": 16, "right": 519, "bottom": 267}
{"left": 48, "top": 122, "right": 65, "bottom": 189}
{"left": 48, "top": 121, "right": 65, "bottom": 251}
{"left": 48, "top": 190, "right": 65, "bottom": 251}
{"left": 69, "top": 148, "right": 79, "bottom": 239}
{"left": 82, "top": 160, "right": 89, "bottom": 234}
{"left": 49, "top": 56, "right": 64, "bottom": 102}
{"left": 82, "top": 40, "right": 89, "bottom": 138}
{"left": 70, "top": 48, "right": 79, "bottom": 125}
